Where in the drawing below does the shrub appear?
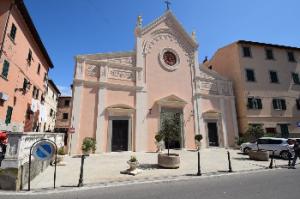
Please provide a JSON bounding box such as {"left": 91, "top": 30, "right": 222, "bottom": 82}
{"left": 194, "top": 134, "right": 203, "bottom": 141}
{"left": 129, "top": 155, "right": 137, "bottom": 162}
{"left": 155, "top": 134, "right": 163, "bottom": 142}
{"left": 58, "top": 147, "right": 66, "bottom": 155}
{"left": 82, "top": 137, "right": 96, "bottom": 153}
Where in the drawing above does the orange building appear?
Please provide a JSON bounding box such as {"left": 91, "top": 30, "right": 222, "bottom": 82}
{"left": 0, "top": 0, "right": 53, "bottom": 132}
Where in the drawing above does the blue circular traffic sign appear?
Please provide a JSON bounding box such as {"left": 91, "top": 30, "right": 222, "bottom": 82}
{"left": 33, "top": 141, "right": 55, "bottom": 161}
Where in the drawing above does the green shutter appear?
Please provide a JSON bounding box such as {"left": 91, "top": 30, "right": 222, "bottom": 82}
{"left": 10, "top": 24, "right": 17, "bottom": 40}
{"left": 281, "top": 99, "right": 286, "bottom": 110}
{"left": 247, "top": 98, "right": 253, "bottom": 109}
{"left": 273, "top": 99, "right": 278, "bottom": 110}
{"left": 2, "top": 60, "right": 10, "bottom": 78}
{"left": 5, "top": 106, "right": 13, "bottom": 125}
{"left": 257, "top": 99, "right": 262, "bottom": 109}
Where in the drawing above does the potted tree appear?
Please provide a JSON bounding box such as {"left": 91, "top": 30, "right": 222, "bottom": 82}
{"left": 154, "top": 134, "right": 164, "bottom": 153}
{"left": 157, "top": 113, "right": 181, "bottom": 169}
{"left": 246, "top": 125, "right": 269, "bottom": 161}
{"left": 81, "top": 137, "right": 96, "bottom": 155}
{"left": 194, "top": 134, "right": 203, "bottom": 149}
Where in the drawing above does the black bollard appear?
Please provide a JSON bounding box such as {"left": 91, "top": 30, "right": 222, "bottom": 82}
{"left": 269, "top": 151, "right": 275, "bottom": 169}
{"left": 227, "top": 151, "right": 232, "bottom": 172}
{"left": 197, "top": 149, "right": 201, "bottom": 176}
{"left": 78, "top": 154, "right": 88, "bottom": 187}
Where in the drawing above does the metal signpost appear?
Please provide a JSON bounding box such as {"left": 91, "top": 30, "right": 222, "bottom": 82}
{"left": 28, "top": 139, "right": 57, "bottom": 191}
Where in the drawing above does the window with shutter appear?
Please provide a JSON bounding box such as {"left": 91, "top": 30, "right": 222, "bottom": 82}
{"left": 247, "top": 98, "right": 253, "bottom": 109}
{"left": 242, "top": 47, "right": 252, "bottom": 57}
{"left": 273, "top": 99, "right": 278, "bottom": 110}
{"left": 287, "top": 51, "right": 296, "bottom": 62}
{"left": 27, "top": 49, "right": 32, "bottom": 64}
{"left": 296, "top": 99, "right": 300, "bottom": 110}
{"left": 1, "top": 60, "right": 10, "bottom": 79}
{"left": 269, "top": 71, "right": 279, "bottom": 83}
{"left": 292, "top": 73, "right": 300, "bottom": 84}
{"left": 281, "top": 99, "right": 286, "bottom": 110}
{"left": 5, "top": 106, "right": 13, "bottom": 125}
{"left": 246, "top": 69, "right": 255, "bottom": 82}
{"left": 9, "top": 23, "right": 17, "bottom": 41}
{"left": 257, "top": 99, "right": 262, "bottom": 109}
{"left": 265, "top": 49, "right": 274, "bottom": 60}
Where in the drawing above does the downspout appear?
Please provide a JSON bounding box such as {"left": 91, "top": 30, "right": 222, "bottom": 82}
{"left": 0, "top": 2, "right": 14, "bottom": 60}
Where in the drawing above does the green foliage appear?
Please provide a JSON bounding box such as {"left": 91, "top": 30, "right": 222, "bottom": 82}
{"left": 155, "top": 134, "right": 163, "bottom": 142}
{"left": 158, "top": 112, "right": 181, "bottom": 155}
{"left": 244, "top": 125, "right": 265, "bottom": 142}
{"left": 129, "top": 155, "right": 137, "bottom": 162}
{"left": 82, "top": 137, "right": 96, "bottom": 153}
{"left": 58, "top": 147, "right": 66, "bottom": 155}
{"left": 194, "top": 134, "right": 203, "bottom": 141}
{"left": 235, "top": 136, "right": 247, "bottom": 146}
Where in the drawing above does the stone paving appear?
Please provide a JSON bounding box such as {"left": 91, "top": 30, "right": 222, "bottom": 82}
{"left": 27, "top": 148, "right": 289, "bottom": 190}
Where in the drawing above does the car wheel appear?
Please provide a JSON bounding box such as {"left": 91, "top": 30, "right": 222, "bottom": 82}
{"left": 280, "top": 151, "right": 291, "bottom": 160}
{"left": 244, "top": 147, "right": 251, "bottom": 154}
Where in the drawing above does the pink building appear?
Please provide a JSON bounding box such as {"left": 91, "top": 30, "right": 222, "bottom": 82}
{"left": 70, "top": 11, "right": 238, "bottom": 154}
{"left": 0, "top": 0, "right": 53, "bottom": 132}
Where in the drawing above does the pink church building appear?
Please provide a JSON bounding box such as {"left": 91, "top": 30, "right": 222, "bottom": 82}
{"left": 70, "top": 11, "right": 238, "bottom": 154}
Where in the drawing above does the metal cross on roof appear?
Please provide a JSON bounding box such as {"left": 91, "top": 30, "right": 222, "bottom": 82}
{"left": 164, "top": 0, "right": 171, "bottom": 11}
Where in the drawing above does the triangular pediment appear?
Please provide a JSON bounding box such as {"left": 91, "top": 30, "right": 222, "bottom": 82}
{"left": 156, "top": 95, "right": 187, "bottom": 107}
{"left": 141, "top": 11, "right": 198, "bottom": 50}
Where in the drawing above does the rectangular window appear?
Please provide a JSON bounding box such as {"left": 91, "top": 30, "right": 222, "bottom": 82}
{"left": 287, "top": 51, "right": 296, "bottom": 62}
{"left": 296, "top": 99, "right": 300, "bottom": 110}
{"left": 269, "top": 71, "right": 279, "bottom": 83}
{"left": 50, "top": 109, "right": 53, "bottom": 117}
{"left": 246, "top": 69, "right": 255, "bottom": 82}
{"left": 64, "top": 100, "right": 70, "bottom": 107}
{"left": 9, "top": 23, "right": 17, "bottom": 41}
{"left": 5, "top": 106, "right": 13, "bottom": 125}
{"left": 63, "top": 113, "right": 68, "bottom": 120}
{"left": 1, "top": 60, "right": 10, "bottom": 79}
{"left": 27, "top": 49, "right": 32, "bottom": 64}
{"left": 247, "top": 97, "right": 262, "bottom": 109}
{"left": 242, "top": 46, "right": 251, "bottom": 57}
{"left": 22, "top": 78, "right": 30, "bottom": 91}
{"left": 291, "top": 73, "right": 300, "bottom": 84}
{"left": 32, "top": 86, "right": 37, "bottom": 98}
{"left": 265, "top": 49, "right": 274, "bottom": 60}
{"left": 37, "top": 64, "right": 41, "bottom": 74}
{"left": 272, "top": 99, "right": 286, "bottom": 110}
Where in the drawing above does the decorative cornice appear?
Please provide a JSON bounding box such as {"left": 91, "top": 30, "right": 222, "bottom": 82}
{"left": 73, "top": 79, "right": 143, "bottom": 91}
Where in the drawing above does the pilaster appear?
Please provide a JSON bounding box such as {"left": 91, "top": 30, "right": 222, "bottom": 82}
{"left": 220, "top": 98, "right": 228, "bottom": 148}
{"left": 95, "top": 85, "right": 107, "bottom": 153}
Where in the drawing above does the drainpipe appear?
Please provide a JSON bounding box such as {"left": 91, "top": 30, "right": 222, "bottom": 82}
{"left": 0, "top": 2, "right": 15, "bottom": 60}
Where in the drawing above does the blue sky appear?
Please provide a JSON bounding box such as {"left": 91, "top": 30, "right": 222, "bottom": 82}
{"left": 24, "top": 0, "right": 300, "bottom": 95}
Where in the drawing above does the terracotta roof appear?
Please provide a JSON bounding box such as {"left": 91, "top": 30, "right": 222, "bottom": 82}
{"left": 237, "top": 40, "right": 300, "bottom": 51}
{"left": 15, "top": 0, "right": 53, "bottom": 68}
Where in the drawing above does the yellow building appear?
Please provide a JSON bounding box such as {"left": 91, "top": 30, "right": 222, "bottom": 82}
{"left": 206, "top": 40, "right": 300, "bottom": 138}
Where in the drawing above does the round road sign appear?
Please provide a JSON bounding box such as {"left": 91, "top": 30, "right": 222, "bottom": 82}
{"left": 32, "top": 141, "right": 55, "bottom": 161}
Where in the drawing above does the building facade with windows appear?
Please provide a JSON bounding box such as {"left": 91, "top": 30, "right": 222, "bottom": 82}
{"left": 70, "top": 11, "right": 238, "bottom": 154}
{"left": 43, "top": 79, "right": 60, "bottom": 132}
{"left": 0, "top": 0, "right": 53, "bottom": 132}
{"left": 206, "top": 40, "right": 300, "bottom": 138}
{"left": 55, "top": 96, "right": 72, "bottom": 132}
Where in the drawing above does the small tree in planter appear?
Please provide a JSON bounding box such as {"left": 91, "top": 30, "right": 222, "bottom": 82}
{"left": 194, "top": 134, "right": 203, "bottom": 150}
{"left": 158, "top": 113, "right": 181, "bottom": 156}
{"left": 157, "top": 113, "right": 181, "bottom": 169}
{"left": 245, "top": 125, "right": 264, "bottom": 150}
{"left": 82, "top": 137, "right": 96, "bottom": 155}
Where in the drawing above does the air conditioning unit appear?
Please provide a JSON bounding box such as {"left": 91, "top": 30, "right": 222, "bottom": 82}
{"left": 0, "top": 92, "right": 9, "bottom": 101}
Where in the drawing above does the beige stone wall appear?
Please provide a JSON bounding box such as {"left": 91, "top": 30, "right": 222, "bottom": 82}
{"left": 207, "top": 42, "right": 300, "bottom": 136}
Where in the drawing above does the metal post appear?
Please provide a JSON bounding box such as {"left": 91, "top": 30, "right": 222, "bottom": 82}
{"left": 269, "top": 151, "right": 275, "bottom": 169}
{"left": 78, "top": 155, "right": 88, "bottom": 187}
{"left": 53, "top": 145, "right": 58, "bottom": 189}
{"left": 227, "top": 151, "right": 232, "bottom": 172}
{"left": 197, "top": 149, "right": 201, "bottom": 176}
{"left": 28, "top": 147, "right": 33, "bottom": 191}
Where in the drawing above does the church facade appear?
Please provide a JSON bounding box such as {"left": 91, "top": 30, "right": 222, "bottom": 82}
{"left": 70, "top": 11, "right": 238, "bottom": 154}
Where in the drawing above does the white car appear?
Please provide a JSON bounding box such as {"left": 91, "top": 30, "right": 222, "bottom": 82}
{"left": 240, "top": 137, "right": 293, "bottom": 160}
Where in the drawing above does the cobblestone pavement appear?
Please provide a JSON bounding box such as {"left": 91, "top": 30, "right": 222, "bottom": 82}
{"left": 27, "top": 148, "right": 289, "bottom": 190}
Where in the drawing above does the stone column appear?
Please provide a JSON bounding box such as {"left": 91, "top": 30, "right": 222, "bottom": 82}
{"left": 95, "top": 85, "right": 106, "bottom": 153}
{"left": 230, "top": 97, "right": 239, "bottom": 139}
{"left": 134, "top": 24, "right": 148, "bottom": 151}
{"left": 196, "top": 95, "right": 207, "bottom": 148}
{"left": 70, "top": 59, "right": 85, "bottom": 155}
{"left": 220, "top": 97, "right": 228, "bottom": 148}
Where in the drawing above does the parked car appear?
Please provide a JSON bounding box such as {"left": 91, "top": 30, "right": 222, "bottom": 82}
{"left": 240, "top": 137, "right": 293, "bottom": 160}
